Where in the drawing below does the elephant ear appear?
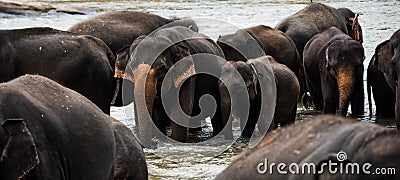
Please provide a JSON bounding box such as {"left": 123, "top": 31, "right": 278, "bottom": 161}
{"left": 349, "top": 14, "right": 363, "bottom": 43}
{"left": 0, "top": 118, "right": 39, "bottom": 179}
{"left": 115, "top": 45, "right": 131, "bottom": 79}
{"left": 325, "top": 46, "right": 331, "bottom": 69}
{"left": 374, "top": 40, "right": 397, "bottom": 82}
{"left": 161, "top": 44, "right": 196, "bottom": 94}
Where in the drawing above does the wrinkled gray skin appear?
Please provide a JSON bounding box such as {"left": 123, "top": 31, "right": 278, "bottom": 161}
{"left": 374, "top": 29, "right": 400, "bottom": 130}
{"left": 118, "top": 26, "right": 225, "bottom": 147}
{"left": 367, "top": 41, "right": 395, "bottom": 118}
{"left": 0, "top": 27, "right": 115, "bottom": 114}
{"left": 303, "top": 27, "right": 365, "bottom": 116}
{"left": 219, "top": 56, "right": 299, "bottom": 138}
{"left": 276, "top": 3, "right": 363, "bottom": 60}
{"left": 216, "top": 115, "right": 400, "bottom": 180}
{"left": 0, "top": 75, "right": 148, "bottom": 179}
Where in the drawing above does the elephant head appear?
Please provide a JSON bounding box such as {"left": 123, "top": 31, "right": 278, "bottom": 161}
{"left": 325, "top": 39, "right": 365, "bottom": 116}
{"left": 0, "top": 118, "right": 39, "bottom": 179}
{"left": 217, "top": 30, "right": 265, "bottom": 61}
{"left": 122, "top": 36, "right": 192, "bottom": 147}
{"left": 112, "top": 36, "right": 147, "bottom": 105}
{"left": 221, "top": 61, "right": 258, "bottom": 102}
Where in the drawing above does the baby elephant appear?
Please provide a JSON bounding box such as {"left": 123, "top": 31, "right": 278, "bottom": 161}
{"left": 216, "top": 115, "right": 400, "bottom": 180}
{"left": 219, "top": 56, "right": 299, "bottom": 138}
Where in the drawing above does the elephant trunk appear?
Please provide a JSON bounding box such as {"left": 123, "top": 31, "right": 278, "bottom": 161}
{"left": 134, "top": 64, "right": 157, "bottom": 148}
{"left": 337, "top": 66, "right": 355, "bottom": 116}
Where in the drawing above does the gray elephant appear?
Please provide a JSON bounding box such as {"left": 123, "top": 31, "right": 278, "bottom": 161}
{"left": 70, "top": 11, "right": 198, "bottom": 107}
{"left": 217, "top": 25, "right": 300, "bottom": 75}
{"left": 303, "top": 27, "right": 365, "bottom": 116}
{"left": 217, "top": 25, "right": 304, "bottom": 97}
{"left": 373, "top": 29, "right": 400, "bottom": 129}
{"left": 216, "top": 115, "right": 400, "bottom": 179}
{"left": 0, "top": 27, "right": 115, "bottom": 114}
{"left": 116, "top": 26, "right": 225, "bottom": 147}
{"left": 0, "top": 75, "right": 147, "bottom": 179}
{"left": 276, "top": 2, "right": 363, "bottom": 60}
{"left": 367, "top": 42, "right": 395, "bottom": 118}
{"left": 219, "top": 56, "right": 299, "bottom": 138}
{"left": 69, "top": 10, "right": 198, "bottom": 54}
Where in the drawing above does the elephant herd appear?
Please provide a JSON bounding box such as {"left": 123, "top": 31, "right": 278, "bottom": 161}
{"left": 0, "top": 1, "right": 399, "bottom": 179}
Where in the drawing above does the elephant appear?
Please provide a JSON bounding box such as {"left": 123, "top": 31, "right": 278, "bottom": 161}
{"left": 69, "top": 11, "right": 198, "bottom": 107}
{"left": 69, "top": 10, "right": 198, "bottom": 54}
{"left": 0, "top": 27, "right": 115, "bottom": 114}
{"left": 219, "top": 56, "right": 299, "bottom": 138}
{"left": 303, "top": 27, "right": 365, "bottom": 116}
{"left": 215, "top": 115, "right": 400, "bottom": 180}
{"left": 373, "top": 29, "right": 400, "bottom": 129}
{"left": 217, "top": 25, "right": 300, "bottom": 76}
{"left": 0, "top": 75, "right": 147, "bottom": 179}
{"left": 116, "top": 26, "right": 225, "bottom": 147}
{"left": 275, "top": 2, "right": 363, "bottom": 60}
{"left": 217, "top": 25, "right": 305, "bottom": 101}
{"left": 389, "top": 29, "right": 400, "bottom": 131}
{"left": 367, "top": 42, "right": 395, "bottom": 118}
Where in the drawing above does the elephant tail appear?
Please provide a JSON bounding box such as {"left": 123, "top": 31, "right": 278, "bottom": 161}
{"left": 367, "top": 72, "right": 373, "bottom": 116}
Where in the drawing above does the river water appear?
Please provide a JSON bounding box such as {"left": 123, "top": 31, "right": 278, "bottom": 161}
{"left": 1, "top": 0, "right": 400, "bottom": 179}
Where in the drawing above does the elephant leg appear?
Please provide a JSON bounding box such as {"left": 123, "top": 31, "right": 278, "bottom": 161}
{"left": 152, "top": 97, "right": 168, "bottom": 140}
{"left": 298, "top": 68, "right": 307, "bottom": 100}
{"left": 170, "top": 78, "right": 195, "bottom": 142}
{"left": 322, "top": 78, "right": 339, "bottom": 114}
{"left": 189, "top": 76, "right": 202, "bottom": 133}
{"left": 350, "top": 71, "right": 365, "bottom": 116}
{"left": 219, "top": 83, "right": 233, "bottom": 139}
{"left": 241, "top": 102, "right": 259, "bottom": 138}
{"left": 304, "top": 69, "right": 323, "bottom": 110}
{"left": 210, "top": 79, "right": 223, "bottom": 136}
{"left": 189, "top": 97, "right": 205, "bottom": 132}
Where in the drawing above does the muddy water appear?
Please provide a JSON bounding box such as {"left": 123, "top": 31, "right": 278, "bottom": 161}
{"left": 2, "top": 0, "right": 400, "bottom": 179}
